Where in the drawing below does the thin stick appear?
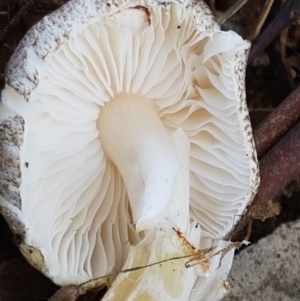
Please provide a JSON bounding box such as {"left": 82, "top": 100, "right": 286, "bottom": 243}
{"left": 245, "top": 219, "right": 253, "bottom": 242}
{"left": 120, "top": 250, "right": 211, "bottom": 273}
{"left": 216, "top": 0, "right": 249, "bottom": 25}
{"left": 248, "top": 0, "right": 300, "bottom": 64}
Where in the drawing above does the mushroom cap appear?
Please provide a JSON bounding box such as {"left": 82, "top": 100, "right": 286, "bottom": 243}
{"left": 0, "top": 0, "right": 259, "bottom": 286}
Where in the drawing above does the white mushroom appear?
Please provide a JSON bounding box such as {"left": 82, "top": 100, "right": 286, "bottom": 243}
{"left": 0, "top": 0, "right": 259, "bottom": 299}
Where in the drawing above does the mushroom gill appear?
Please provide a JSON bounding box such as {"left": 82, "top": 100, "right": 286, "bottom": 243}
{"left": 0, "top": 0, "right": 259, "bottom": 294}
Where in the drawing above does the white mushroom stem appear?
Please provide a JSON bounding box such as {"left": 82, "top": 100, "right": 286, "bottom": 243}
{"left": 98, "top": 94, "right": 207, "bottom": 301}
{"left": 98, "top": 94, "right": 180, "bottom": 232}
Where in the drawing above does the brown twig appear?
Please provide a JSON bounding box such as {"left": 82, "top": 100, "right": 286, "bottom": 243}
{"left": 0, "top": 0, "right": 36, "bottom": 49}
{"left": 254, "top": 84, "right": 300, "bottom": 159}
{"left": 248, "top": 0, "right": 300, "bottom": 64}
{"left": 230, "top": 121, "right": 300, "bottom": 240}
{"left": 216, "top": 0, "right": 249, "bottom": 25}
{"left": 255, "top": 122, "right": 300, "bottom": 203}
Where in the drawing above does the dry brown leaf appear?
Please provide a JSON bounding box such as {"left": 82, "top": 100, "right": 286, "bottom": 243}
{"left": 248, "top": 200, "right": 281, "bottom": 221}
{"left": 48, "top": 285, "right": 85, "bottom": 301}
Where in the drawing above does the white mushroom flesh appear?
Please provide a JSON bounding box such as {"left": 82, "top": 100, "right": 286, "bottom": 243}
{"left": 101, "top": 228, "right": 235, "bottom": 301}
{"left": 97, "top": 93, "right": 179, "bottom": 232}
